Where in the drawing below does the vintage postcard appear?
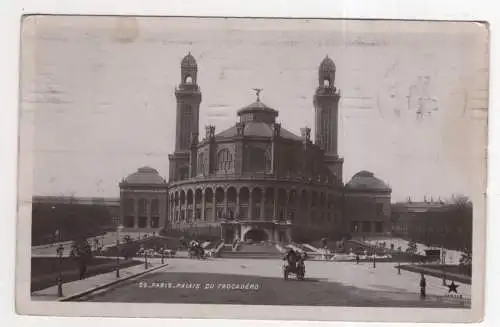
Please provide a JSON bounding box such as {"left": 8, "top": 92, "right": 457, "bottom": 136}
{"left": 16, "top": 16, "right": 488, "bottom": 322}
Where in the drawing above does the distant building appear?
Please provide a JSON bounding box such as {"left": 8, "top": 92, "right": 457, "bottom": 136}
{"left": 31, "top": 195, "right": 121, "bottom": 244}
{"left": 118, "top": 53, "right": 392, "bottom": 243}
{"left": 32, "top": 195, "right": 120, "bottom": 219}
{"left": 391, "top": 198, "right": 472, "bottom": 251}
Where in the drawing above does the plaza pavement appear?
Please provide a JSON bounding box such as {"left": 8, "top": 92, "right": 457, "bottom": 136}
{"left": 55, "top": 257, "right": 470, "bottom": 307}
{"left": 146, "top": 258, "right": 471, "bottom": 298}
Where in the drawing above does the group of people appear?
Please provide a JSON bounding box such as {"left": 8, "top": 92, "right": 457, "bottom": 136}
{"left": 188, "top": 240, "right": 205, "bottom": 259}
{"left": 283, "top": 249, "right": 307, "bottom": 268}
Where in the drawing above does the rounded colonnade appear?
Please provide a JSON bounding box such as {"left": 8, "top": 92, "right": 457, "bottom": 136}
{"left": 167, "top": 181, "right": 340, "bottom": 242}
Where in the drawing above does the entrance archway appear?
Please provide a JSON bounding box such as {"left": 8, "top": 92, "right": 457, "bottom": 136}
{"left": 224, "top": 228, "right": 235, "bottom": 244}
{"left": 244, "top": 228, "right": 269, "bottom": 242}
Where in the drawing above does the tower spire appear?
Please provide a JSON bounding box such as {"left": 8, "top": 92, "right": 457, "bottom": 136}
{"left": 313, "top": 56, "right": 342, "bottom": 179}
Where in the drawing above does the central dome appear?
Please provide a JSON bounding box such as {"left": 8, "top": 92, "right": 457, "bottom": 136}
{"left": 237, "top": 99, "right": 278, "bottom": 116}
{"left": 236, "top": 98, "right": 279, "bottom": 125}
{"left": 215, "top": 98, "right": 301, "bottom": 141}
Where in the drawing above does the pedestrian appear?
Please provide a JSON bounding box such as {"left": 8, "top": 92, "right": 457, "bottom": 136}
{"left": 79, "top": 258, "right": 87, "bottom": 280}
{"left": 356, "top": 254, "right": 360, "bottom": 264}
{"left": 420, "top": 273, "right": 427, "bottom": 298}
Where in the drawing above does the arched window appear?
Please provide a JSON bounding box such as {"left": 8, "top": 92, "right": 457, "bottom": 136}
{"left": 217, "top": 148, "right": 232, "bottom": 171}
{"left": 184, "top": 75, "right": 193, "bottom": 84}
{"left": 323, "top": 78, "right": 330, "bottom": 87}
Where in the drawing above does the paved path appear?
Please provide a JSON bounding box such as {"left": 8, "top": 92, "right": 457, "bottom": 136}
{"left": 75, "top": 258, "right": 471, "bottom": 307}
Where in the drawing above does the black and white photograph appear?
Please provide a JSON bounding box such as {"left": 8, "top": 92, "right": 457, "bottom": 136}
{"left": 16, "top": 16, "right": 488, "bottom": 322}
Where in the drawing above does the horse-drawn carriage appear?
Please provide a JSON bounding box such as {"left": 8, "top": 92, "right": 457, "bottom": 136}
{"left": 188, "top": 241, "right": 206, "bottom": 259}
{"left": 282, "top": 250, "right": 306, "bottom": 281}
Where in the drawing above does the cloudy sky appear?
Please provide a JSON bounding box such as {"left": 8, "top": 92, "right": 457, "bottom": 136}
{"left": 19, "top": 16, "right": 488, "bottom": 202}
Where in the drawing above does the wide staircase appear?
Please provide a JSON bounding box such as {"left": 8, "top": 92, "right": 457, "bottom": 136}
{"left": 344, "top": 240, "right": 372, "bottom": 250}
{"left": 218, "top": 242, "right": 285, "bottom": 259}
{"left": 287, "top": 242, "right": 315, "bottom": 253}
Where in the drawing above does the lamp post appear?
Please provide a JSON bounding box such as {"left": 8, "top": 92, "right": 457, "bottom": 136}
{"left": 397, "top": 249, "right": 401, "bottom": 274}
{"left": 56, "top": 244, "right": 64, "bottom": 297}
{"left": 160, "top": 247, "right": 164, "bottom": 264}
{"left": 397, "top": 245, "right": 402, "bottom": 274}
{"left": 144, "top": 249, "right": 148, "bottom": 269}
{"left": 116, "top": 225, "right": 124, "bottom": 278}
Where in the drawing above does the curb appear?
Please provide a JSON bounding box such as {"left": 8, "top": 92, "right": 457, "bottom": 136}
{"left": 396, "top": 265, "right": 471, "bottom": 285}
{"left": 58, "top": 263, "right": 168, "bottom": 302}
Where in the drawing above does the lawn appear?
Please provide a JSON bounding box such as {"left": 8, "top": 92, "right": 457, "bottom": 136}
{"left": 31, "top": 257, "right": 142, "bottom": 292}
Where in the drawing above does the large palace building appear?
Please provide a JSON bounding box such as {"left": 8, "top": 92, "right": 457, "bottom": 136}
{"left": 119, "top": 53, "right": 392, "bottom": 243}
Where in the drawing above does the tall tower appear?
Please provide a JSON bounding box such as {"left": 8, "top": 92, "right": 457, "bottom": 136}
{"left": 175, "top": 52, "right": 202, "bottom": 152}
{"left": 169, "top": 53, "right": 202, "bottom": 181}
{"left": 313, "top": 55, "right": 343, "bottom": 180}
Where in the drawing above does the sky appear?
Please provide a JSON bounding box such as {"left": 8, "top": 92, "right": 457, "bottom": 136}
{"left": 19, "top": 16, "right": 488, "bottom": 202}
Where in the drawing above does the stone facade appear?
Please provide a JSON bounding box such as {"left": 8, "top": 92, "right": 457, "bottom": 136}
{"left": 119, "top": 54, "right": 392, "bottom": 244}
